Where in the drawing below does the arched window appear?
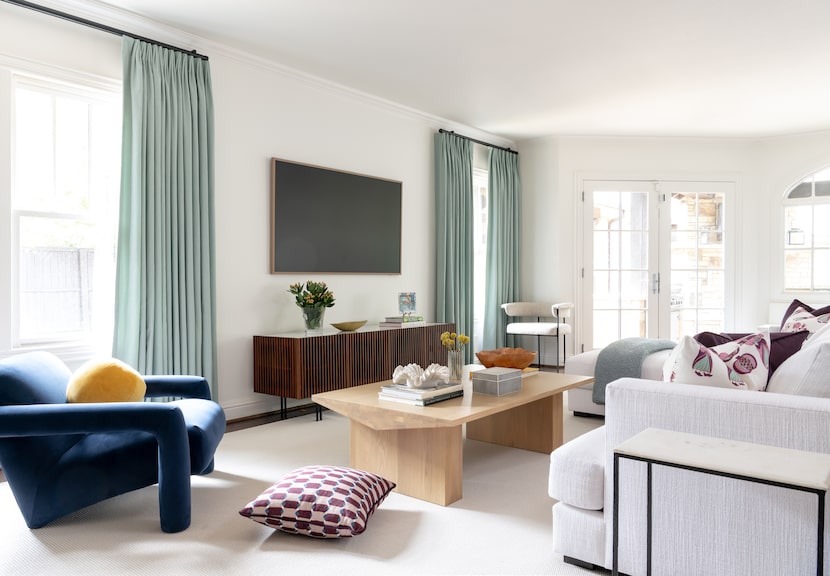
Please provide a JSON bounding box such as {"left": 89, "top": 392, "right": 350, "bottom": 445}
{"left": 783, "top": 168, "right": 830, "bottom": 291}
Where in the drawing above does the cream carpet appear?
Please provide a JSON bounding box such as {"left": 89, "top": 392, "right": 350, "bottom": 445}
{"left": 0, "top": 407, "right": 603, "bottom": 576}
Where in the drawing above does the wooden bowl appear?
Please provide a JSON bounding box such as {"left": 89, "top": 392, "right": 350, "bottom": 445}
{"left": 331, "top": 320, "right": 367, "bottom": 332}
{"left": 475, "top": 347, "right": 537, "bottom": 369}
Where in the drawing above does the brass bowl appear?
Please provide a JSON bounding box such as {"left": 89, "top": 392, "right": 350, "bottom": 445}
{"left": 475, "top": 347, "right": 537, "bottom": 369}
{"left": 331, "top": 320, "right": 367, "bottom": 332}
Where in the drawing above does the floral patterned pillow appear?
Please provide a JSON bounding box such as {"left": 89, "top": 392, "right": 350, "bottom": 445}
{"left": 781, "top": 305, "right": 830, "bottom": 333}
{"left": 663, "top": 332, "right": 770, "bottom": 391}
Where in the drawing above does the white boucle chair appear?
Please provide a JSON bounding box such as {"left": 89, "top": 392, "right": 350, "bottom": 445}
{"left": 501, "top": 302, "right": 573, "bottom": 369}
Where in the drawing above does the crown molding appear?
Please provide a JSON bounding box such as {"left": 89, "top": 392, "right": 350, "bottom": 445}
{"left": 23, "top": 0, "right": 515, "bottom": 149}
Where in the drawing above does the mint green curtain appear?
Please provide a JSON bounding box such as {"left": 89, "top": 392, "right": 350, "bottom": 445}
{"left": 434, "top": 132, "right": 474, "bottom": 362}
{"left": 483, "top": 148, "right": 521, "bottom": 350}
{"left": 113, "top": 37, "right": 217, "bottom": 397}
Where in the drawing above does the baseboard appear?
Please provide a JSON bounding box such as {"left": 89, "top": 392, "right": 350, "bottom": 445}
{"left": 573, "top": 411, "right": 605, "bottom": 419}
{"left": 563, "top": 556, "right": 597, "bottom": 570}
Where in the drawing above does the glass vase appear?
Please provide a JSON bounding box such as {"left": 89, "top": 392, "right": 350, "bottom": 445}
{"left": 448, "top": 349, "right": 463, "bottom": 382}
{"left": 302, "top": 306, "right": 326, "bottom": 335}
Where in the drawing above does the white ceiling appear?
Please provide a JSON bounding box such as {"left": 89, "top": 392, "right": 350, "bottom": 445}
{"left": 65, "top": 0, "right": 830, "bottom": 141}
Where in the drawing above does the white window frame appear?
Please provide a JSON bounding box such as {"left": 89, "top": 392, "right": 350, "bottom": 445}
{"left": 781, "top": 167, "right": 830, "bottom": 294}
{"left": 574, "top": 171, "right": 741, "bottom": 354}
{"left": 0, "top": 57, "right": 120, "bottom": 364}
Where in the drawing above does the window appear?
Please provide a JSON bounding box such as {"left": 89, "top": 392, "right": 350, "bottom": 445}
{"left": 472, "top": 167, "right": 488, "bottom": 352}
{"left": 783, "top": 168, "right": 830, "bottom": 291}
{"left": 10, "top": 74, "right": 120, "bottom": 349}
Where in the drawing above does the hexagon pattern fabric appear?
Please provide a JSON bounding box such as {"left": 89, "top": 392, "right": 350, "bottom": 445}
{"left": 239, "top": 465, "right": 395, "bottom": 538}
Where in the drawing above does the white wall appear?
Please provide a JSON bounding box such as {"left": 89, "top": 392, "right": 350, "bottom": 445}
{"left": 519, "top": 133, "right": 830, "bottom": 355}
{"left": 0, "top": 2, "right": 512, "bottom": 419}
{"left": 210, "top": 53, "right": 447, "bottom": 418}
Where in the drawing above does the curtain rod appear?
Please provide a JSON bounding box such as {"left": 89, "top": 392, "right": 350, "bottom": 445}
{"left": 2, "top": 0, "right": 209, "bottom": 60}
{"left": 438, "top": 129, "right": 517, "bottom": 155}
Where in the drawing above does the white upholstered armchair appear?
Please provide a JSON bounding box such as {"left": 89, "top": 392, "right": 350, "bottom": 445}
{"left": 501, "top": 302, "right": 573, "bottom": 368}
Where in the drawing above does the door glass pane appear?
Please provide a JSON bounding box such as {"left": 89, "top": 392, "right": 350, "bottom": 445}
{"left": 698, "top": 269, "right": 725, "bottom": 308}
{"left": 671, "top": 231, "right": 698, "bottom": 268}
{"left": 695, "top": 309, "right": 724, "bottom": 334}
{"left": 593, "top": 231, "right": 611, "bottom": 269}
{"left": 620, "top": 231, "right": 647, "bottom": 269}
{"left": 620, "top": 310, "right": 646, "bottom": 339}
{"left": 620, "top": 271, "right": 649, "bottom": 307}
{"left": 670, "top": 191, "right": 725, "bottom": 335}
{"left": 593, "top": 310, "right": 620, "bottom": 349}
{"left": 591, "top": 187, "right": 651, "bottom": 347}
{"left": 593, "top": 271, "right": 617, "bottom": 308}
{"left": 620, "top": 192, "right": 648, "bottom": 230}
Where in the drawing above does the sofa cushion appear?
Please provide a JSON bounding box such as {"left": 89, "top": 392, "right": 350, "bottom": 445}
{"left": 779, "top": 299, "right": 830, "bottom": 330}
{"left": 549, "top": 426, "right": 605, "bottom": 510}
{"left": 239, "top": 465, "right": 395, "bottom": 538}
{"left": 663, "top": 332, "right": 770, "bottom": 391}
{"left": 694, "top": 331, "right": 809, "bottom": 379}
{"left": 802, "top": 321, "right": 830, "bottom": 350}
{"left": 767, "top": 341, "right": 830, "bottom": 397}
{"left": 781, "top": 305, "right": 830, "bottom": 334}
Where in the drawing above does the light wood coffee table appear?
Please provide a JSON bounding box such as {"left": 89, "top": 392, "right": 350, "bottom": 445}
{"left": 312, "top": 370, "right": 593, "bottom": 506}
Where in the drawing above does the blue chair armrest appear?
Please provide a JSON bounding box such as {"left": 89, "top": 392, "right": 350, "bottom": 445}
{"left": 143, "top": 375, "right": 212, "bottom": 400}
{"left": 0, "top": 402, "right": 187, "bottom": 436}
{"left": 0, "top": 402, "right": 192, "bottom": 532}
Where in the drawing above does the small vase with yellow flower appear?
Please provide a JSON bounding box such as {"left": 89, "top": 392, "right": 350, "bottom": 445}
{"left": 440, "top": 331, "right": 470, "bottom": 382}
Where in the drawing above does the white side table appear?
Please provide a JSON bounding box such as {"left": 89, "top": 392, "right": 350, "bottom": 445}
{"left": 613, "top": 428, "right": 830, "bottom": 576}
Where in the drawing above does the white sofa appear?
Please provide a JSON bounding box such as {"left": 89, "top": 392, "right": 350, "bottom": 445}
{"left": 549, "top": 375, "right": 830, "bottom": 575}
{"left": 565, "top": 348, "right": 673, "bottom": 417}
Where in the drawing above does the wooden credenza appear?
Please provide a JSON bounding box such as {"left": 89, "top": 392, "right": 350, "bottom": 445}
{"left": 253, "top": 323, "right": 455, "bottom": 399}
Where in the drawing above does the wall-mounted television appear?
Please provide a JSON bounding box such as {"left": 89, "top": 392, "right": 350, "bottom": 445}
{"left": 270, "top": 158, "right": 402, "bottom": 274}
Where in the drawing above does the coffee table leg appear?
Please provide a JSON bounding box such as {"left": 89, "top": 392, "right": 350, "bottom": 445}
{"left": 349, "top": 420, "right": 463, "bottom": 506}
{"left": 465, "top": 394, "right": 559, "bottom": 453}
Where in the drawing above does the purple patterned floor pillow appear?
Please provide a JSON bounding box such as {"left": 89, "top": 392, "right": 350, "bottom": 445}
{"left": 239, "top": 465, "right": 395, "bottom": 538}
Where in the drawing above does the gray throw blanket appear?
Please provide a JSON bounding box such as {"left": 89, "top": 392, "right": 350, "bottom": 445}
{"left": 592, "top": 337, "right": 676, "bottom": 405}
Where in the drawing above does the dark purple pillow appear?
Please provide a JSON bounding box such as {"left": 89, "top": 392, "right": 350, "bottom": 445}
{"left": 693, "top": 331, "right": 809, "bottom": 380}
{"left": 779, "top": 299, "right": 830, "bottom": 330}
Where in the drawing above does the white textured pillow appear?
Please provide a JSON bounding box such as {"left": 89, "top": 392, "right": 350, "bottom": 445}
{"left": 767, "top": 341, "right": 830, "bottom": 397}
{"left": 663, "top": 332, "right": 770, "bottom": 391}
{"left": 802, "top": 322, "right": 830, "bottom": 350}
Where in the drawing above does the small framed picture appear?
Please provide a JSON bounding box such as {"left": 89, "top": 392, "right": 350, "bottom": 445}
{"left": 398, "top": 292, "right": 416, "bottom": 314}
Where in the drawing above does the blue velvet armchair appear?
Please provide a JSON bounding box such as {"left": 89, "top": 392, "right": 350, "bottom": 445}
{"left": 0, "top": 351, "right": 225, "bottom": 533}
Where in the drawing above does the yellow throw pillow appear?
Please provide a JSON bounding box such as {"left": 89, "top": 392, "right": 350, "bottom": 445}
{"left": 66, "top": 357, "right": 146, "bottom": 403}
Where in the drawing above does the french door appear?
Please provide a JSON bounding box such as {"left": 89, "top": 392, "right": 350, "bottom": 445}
{"left": 581, "top": 180, "right": 732, "bottom": 350}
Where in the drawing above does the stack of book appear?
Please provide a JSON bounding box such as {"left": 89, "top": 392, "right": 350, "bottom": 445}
{"left": 377, "top": 382, "right": 463, "bottom": 406}
{"left": 378, "top": 313, "right": 425, "bottom": 328}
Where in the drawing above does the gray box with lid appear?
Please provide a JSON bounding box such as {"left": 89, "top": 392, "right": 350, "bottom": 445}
{"left": 471, "top": 367, "right": 522, "bottom": 396}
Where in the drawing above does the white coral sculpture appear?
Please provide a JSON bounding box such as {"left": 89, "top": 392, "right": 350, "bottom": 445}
{"left": 392, "top": 363, "right": 450, "bottom": 388}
